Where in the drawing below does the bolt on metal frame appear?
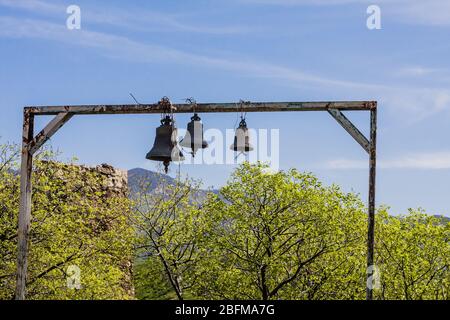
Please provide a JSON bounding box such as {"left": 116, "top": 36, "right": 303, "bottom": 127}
{"left": 15, "top": 100, "right": 377, "bottom": 300}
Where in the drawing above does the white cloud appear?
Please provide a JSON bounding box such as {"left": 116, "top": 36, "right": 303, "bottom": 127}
{"left": 6, "top": 0, "right": 450, "bottom": 31}
{"left": 0, "top": 0, "right": 254, "bottom": 35}
{"left": 0, "top": 15, "right": 448, "bottom": 123}
{"left": 239, "top": 0, "right": 371, "bottom": 5}
{"left": 0, "top": 0, "right": 61, "bottom": 13}
{"left": 393, "top": 1, "right": 450, "bottom": 27}
{"left": 0, "top": 16, "right": 375, "bottom": 88}
{"left": 326, "top": 159, "right": 368, "bottom": 170}
{"left": 88, "top": 10, "right": 256, "bottom": 35}
{"left": 396, "top": 66, "right": 440, "bottom": 77}
{"left": 380, "top": 87, "right": 450, "bottom": 124}
{"left": 327, "top": 152, "right": 450, "bottom": 170}
{"left": 239, "top": 0, "right": 450, "bottom": 27}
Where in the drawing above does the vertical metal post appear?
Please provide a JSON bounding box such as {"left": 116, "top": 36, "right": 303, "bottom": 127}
{"left": 366, "top": 105, "right": 377, "bottom": 300}
{"left": 15, "top": 110, "right": 34, "bottom": 300}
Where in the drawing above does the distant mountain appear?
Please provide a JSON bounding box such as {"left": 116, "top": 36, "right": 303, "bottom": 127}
{"left": 128, "top": 171, "right": 450, "bottom": 220}
{"left": 434, "top": 215, "right": 450, "bottom": 225}
{"left": 127, "top": 168, "right": 177, "bottom": 194}
{"left": 127, "top": 168, "right": 217, "bottom": 200}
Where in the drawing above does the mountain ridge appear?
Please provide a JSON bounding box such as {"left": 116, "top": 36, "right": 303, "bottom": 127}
{"left": 127, "top": 167, "right": 217, "bottom": 198}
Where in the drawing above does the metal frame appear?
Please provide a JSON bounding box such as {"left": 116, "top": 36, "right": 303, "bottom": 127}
{"left": 15, "top": 100, "right": 377, "bottom": 300}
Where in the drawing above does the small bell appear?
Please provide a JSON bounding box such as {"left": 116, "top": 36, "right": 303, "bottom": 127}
{"left": 180, "top": 113, "right": 208, "bottom": 156}
{"left": 146, "top": 116, "right": 185, "bottom": 173}
{"left": 230, "top": 118, "right": 254, "bottom": 152}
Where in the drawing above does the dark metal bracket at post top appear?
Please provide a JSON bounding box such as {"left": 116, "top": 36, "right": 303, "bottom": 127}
{"left": 15, "top": 100, "right": 377, "bottom": 300}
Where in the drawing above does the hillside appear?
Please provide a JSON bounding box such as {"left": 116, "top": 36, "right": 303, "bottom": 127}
{"left": 127, "top": 168, "right": 216, "bottom": 199}
{"left": 127, "top": 168, "right": 177, "bottom": 194}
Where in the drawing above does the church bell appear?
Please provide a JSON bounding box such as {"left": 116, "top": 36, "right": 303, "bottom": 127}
{"left": 179, "top": 113, "right": 208, "bottom": 156}
{"left": 230, "top": 118, "right": 254, "bottom": 152}
{"left": 146, "top": 115, "right": 184, "bottom": 173}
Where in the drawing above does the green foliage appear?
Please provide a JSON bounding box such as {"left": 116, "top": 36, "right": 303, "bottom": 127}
{"left": 375, "top": 209, "right": 449, "bottom": 299}
{"left": 1, "top": 140, "right": 449, "bottom": 301}
{"left": 0, "top": 143, "right": 20, "bottom": 297}
{"left": 133, "top": 162, "right": 449, "bottom": 300}
{"left": 132, "top": 174, "right": 209, "bottom": 300}
{"left": 192, "top": 162, "right": 368, "bottom": 300}
{"left": 0, "top": 143, "right": 136, "bottom": 300}
{"left": 134, "top": 258, "right": 178, "bottom": 300}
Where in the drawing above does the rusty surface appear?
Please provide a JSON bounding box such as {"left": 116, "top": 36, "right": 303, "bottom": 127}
{"left": 28, "top": 112, "right": 73, "bottom": 155}
{"left": 15, "top": 110, "right": 34, "bottom": 300}
{"left": 328, "top": 108, "right": 370, "bottom": 154}
{"left": 24, "top": 101, "right": 376, "bottom": 116}
{"left": 366, "top": 106, "right": 377, "bottom": 300}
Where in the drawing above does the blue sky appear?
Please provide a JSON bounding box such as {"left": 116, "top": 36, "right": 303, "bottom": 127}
{"left": 0, "top": 0, "right": 449, "bottom": 216}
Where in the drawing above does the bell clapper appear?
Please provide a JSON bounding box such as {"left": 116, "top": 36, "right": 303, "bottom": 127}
{"left": 163, "top": 160, "right": 170, "bottom": 174}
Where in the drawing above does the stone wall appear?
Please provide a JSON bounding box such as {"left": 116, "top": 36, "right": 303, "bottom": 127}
{"left": 43, "top": 161, "right": 135, "bottom": 298}
{"left": 86, "top": 163, "right": 134, "bottom": 298}
{"left": 88, "top": 163, "right": 128, "bottom": 197}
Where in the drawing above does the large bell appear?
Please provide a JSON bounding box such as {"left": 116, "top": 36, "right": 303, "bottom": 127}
{"left": 180, "top": 113, "right": 208, "bottom": 156}
{"left": 146, "top": 116, "right": 184, "bottom": 173}
{"left": 230, "top": 118, "right": 254, "bottom": 152}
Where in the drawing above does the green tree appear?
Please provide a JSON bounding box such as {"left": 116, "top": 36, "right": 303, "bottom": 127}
{"left": 193, "top": 162, "right": 368, "bottom": 300}
{"left": 4, "top": 143, "right": 448, "bottom": 300}
{"left": 132, "top": 174, "right": 210, "bottom": 300}
{"left": 0, "top": 143, "right": 136, "bottom": 300}
{"left": 375, "top": 209, "right": 449, "bottom": 300}
{"left": 133, "top": 162, "right": 449, "bottom": 300}
{"left": 0, "top": 142, "right": 20, "bottom": 297}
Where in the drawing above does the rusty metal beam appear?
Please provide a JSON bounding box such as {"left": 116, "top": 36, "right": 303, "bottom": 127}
{"left": 25, "top": 101, "right": 376, "bottom": 116}
{"left": 28, "top": 112, "right": 73, "bottom": 155}
{"left": 328, "top": 108, "right": 370, "bottom": 154}
{"left": 15, "top": 110, "right": 34, "bottom": 300}
{"left": 366, "top": 106, "right": 377, "bottom": 300}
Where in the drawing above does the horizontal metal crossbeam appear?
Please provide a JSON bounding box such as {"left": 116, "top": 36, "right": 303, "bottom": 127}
{"left": 25, "top": 101, "right": 376, "bottom": 116}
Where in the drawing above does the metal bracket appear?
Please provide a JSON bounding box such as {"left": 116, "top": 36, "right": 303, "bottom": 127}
{"left": 328, "top": 108, "right": 370, "bottom": 154}
{"left": 28, "top": 112, "right": 73, "bottom": 155}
